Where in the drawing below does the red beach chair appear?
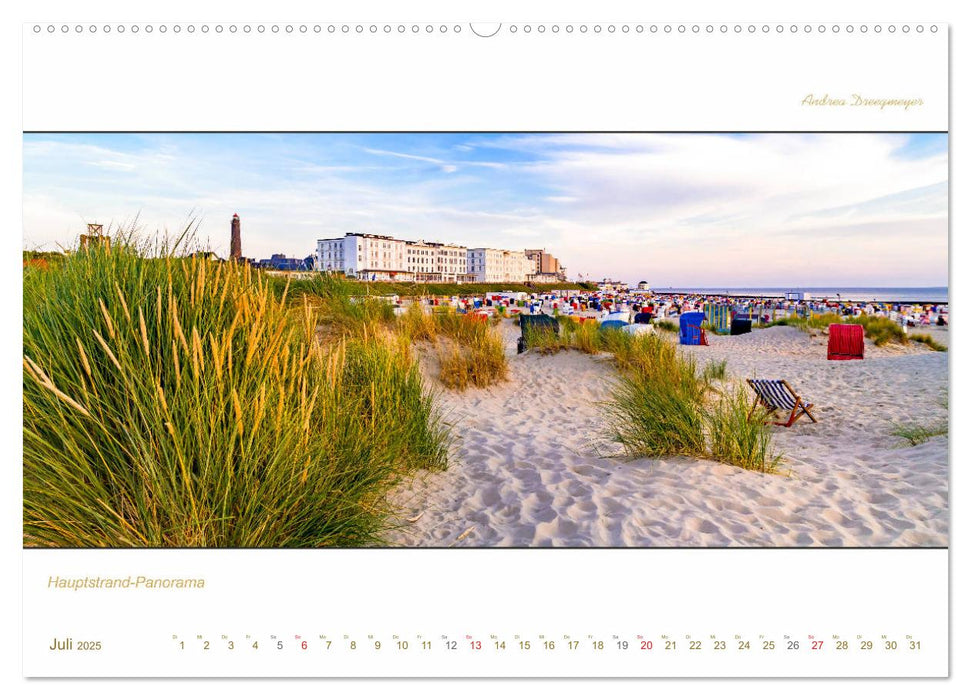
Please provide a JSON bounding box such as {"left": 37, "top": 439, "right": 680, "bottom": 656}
{"left": 827, "top": 324, "right": 864, "bottom": 361}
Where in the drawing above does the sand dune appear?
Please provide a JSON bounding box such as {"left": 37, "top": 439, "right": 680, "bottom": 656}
{"left": 386, "top": 323, "right": 948, "bottom": 547}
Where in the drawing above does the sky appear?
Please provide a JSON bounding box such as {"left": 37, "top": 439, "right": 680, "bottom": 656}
{"left": 22, "top": 132, "right": 948, "bottom": 287}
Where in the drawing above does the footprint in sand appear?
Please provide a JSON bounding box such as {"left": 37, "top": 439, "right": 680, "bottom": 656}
{"left": 469, "top": 485, "right": 500, "bottom": 507}
{"left": 684, "top": 516, "right": 721, "bottom": 535}
{"left": 566, "top": 482, "right": 593, "bottom": 499}
{"left": 528, "top": 506, "right": 557, "bottom": 523}
{"left": 822, "top": 509, "right": 854, "bottom": 527}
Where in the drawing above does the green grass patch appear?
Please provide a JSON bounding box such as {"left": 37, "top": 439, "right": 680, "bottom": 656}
{"left": 910, "top": 333, "right": 947, "bottom": 352}
{"left": 286, "top": 275, "right": 594, "bottom": 298}
{"left": 702, "top": 359, "right": 729, "bottom": 382}
{"left": 890, "top": 421, "right": 948, "bottom": 446}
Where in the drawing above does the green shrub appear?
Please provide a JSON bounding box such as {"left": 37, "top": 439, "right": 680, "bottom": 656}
{"left": 287, "top": 276, "right": 580, "bottom": 298}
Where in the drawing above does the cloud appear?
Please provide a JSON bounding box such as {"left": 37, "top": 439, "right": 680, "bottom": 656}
{"left": 22, "top": 133, "right": 947, "bottom": 285}
{"left": 362, "top": 146, "right": 507, "bottom": 173}
{"left": 88, "top": 160, "right": 137, "bottom": 171}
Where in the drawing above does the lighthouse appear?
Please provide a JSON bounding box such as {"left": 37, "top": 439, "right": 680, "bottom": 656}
{"left": 230, "top": 213, "right": 242, "bottom": 261}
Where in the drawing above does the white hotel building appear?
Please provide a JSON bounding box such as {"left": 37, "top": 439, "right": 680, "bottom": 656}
{"left": 407, "top": 241, "right": 471, "bottom": 283}
{"left": 466, "top": 248, "right": 535, "bottom": 283}
{"left": 316, "top": 233, "right": 537, "bottom": 284}
{"left": 317, "top": 233, "right": 406, "bottom": 280}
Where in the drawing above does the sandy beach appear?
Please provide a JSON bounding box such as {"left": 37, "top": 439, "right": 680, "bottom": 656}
{"left": 387, "top": 321, "right": 948, "bottom": 547}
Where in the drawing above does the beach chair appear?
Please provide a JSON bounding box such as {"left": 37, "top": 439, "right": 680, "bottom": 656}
{"left": 703, "top": 303, "right": 731, "bottom": 333}
{"left": 730, "top": 318, "right": 752, "bottom": 336}
{"left": 679, "top": 312, "right": 709, "bottom": 346}
{"left": 827, "top": 324, "right": 864, "bottom": 360}
{"left": 746, "top": 379, "right": 818, "bottom": 427}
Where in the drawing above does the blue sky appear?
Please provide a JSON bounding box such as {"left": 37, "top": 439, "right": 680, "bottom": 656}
{"left": 22, "top": 132, "right": 948, "bottom": 286}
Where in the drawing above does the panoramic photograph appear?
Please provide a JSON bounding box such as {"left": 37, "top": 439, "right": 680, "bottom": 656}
{"left": 22, "top": 132, "right": 949, "bottom": 548}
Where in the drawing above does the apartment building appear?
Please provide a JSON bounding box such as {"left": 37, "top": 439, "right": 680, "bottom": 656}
{"left": 467, "top": 248, "right": 534, "bottom": 283}
{"left": 525, "top": 248, "right": 568, "bottom": 283}
{"left": 525, "top": 249, "right": 560, "bottom": 275}
{"left": 405, "top": 241, "right": 474, "bottom": 283}
{"left": 316, "top": 233, "right": 409, "bottom": 281}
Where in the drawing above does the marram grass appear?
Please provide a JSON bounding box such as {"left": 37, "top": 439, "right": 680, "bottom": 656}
{"left": 432, "top": 312, "right": 508, "bottom": 390}
{"left": 909, "top": 333, "right": 948, "bottom": 352}
{"left": 437, "top": 332, "right": 508, "bottom": 391}
{"left": 890, "top": 420, "right": 948, "bottom": 447}
{"left": 702, "top": 358, "right": 729, "bottom": 383}
{"left": 706, "top": 385, "right": 782, "bottom": 473}
{"left": 23, "top": 237, "right": 448, "bottom": 547}
{"left": 602, "top": 333, "right": 781, "bottom": 473}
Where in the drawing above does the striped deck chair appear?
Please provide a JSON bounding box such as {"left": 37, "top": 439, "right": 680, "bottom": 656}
{"left": 746, "top": 379, "right": 818, "bottom": 427}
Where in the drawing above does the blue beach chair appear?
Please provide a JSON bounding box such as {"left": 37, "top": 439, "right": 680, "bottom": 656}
{"left": 679, "top": 312, "right": 709, "bottom": 346}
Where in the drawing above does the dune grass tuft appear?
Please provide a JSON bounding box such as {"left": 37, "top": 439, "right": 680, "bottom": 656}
{"left": 706, "top": 385, "right": 782, "bottom": 473}
{"left": 566, "top": 320, "right": 604, "bottom": 354}
{"left": 397, "top": 308, "right": 509, "bottom": 390}
{"left": 910, "top": 333, "right": 947, "bottom": 352}
{"left": 605, "top": 373, "right": 707, "bottom": 459}
{"left": 521, "top": 322, "right": 569, "bottom": 355}
{"left": 23, "top": 231, "right": 449, "bottom": 547}
{"left": 437, "top": 330, "right": 508, "bottom": 391}
{"left": 396, "top": 301, "right": 438, "bottom": 343}
{"left": 601, "top": 333, "right": 780, "bottom": 473}
{"left": 702, "top": 358, "right": 729, "bottom": 382}
{"left": 890, "top": 421, "right": 948, "bottom": 446}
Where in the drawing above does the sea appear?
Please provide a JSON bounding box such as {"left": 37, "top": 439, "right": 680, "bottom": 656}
{"left": 654, "top": 287, "right": 949, "bottom": 304}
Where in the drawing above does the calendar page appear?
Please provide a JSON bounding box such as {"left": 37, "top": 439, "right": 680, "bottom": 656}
{"left": 15, "top": 0, "right": 957, "bottom": 690}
